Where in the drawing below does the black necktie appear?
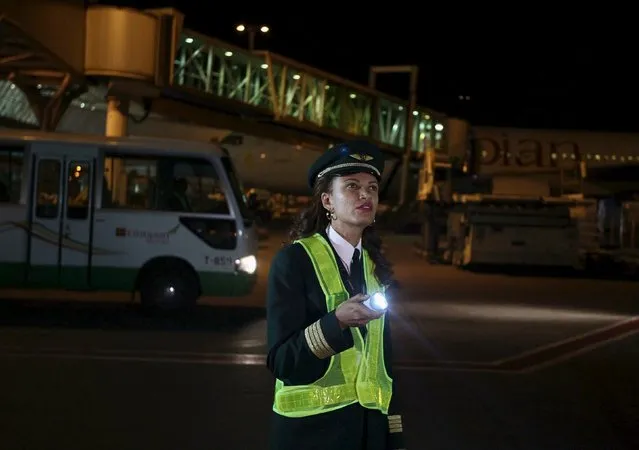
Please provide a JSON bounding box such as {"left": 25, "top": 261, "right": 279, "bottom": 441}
{"left": 349, "top": 249, "right": 362, "bottom": 294}
{"left": 350, "top": 249, "right": 360, "bottom": 275}
{"left": 350, "top": 248, "right": 368, "bottom": 339}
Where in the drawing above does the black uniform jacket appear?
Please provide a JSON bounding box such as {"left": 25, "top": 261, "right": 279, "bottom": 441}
{"left": 266, "top": 231, "right": 405, "bottom": 450}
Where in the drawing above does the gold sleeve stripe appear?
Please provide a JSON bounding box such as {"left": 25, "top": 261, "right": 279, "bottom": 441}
{"left": 307, "top": 320, "right": 334, "bottom": 359}
{"left": 304, "top": 319, "right": 335, "bottom": 359}
{"left": 310, "top": 321, "right": 333, "bottom": 358}
{"left": 312, "top": 320, "right": 334, "bottom": 356}
{"left": 388, "top": 415, "right": 403, "bottom": 434}
{"left": 306, "top": 324, "right": 323, "bottom": 358}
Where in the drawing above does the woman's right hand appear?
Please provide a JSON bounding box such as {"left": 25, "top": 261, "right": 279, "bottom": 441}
{"left": 335, "top": 293, "right": 384, "bottom": 329}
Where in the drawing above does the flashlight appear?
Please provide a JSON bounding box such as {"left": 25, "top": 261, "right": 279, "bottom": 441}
{"left": 363, "top": 292, "right": 388, "bottom": 312}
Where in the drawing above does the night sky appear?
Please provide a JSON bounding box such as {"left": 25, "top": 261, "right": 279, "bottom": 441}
{"left": 95, "top": 1, "right": 634, "bottom": 133}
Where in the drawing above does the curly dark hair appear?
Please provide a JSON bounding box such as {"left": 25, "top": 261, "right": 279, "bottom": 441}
{"left": 288, "top": 174, "right": 395, "bottom": 288}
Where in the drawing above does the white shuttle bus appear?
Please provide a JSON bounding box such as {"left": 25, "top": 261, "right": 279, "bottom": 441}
{"left": 0, "top": 130, "right": 258, "bottom": 310}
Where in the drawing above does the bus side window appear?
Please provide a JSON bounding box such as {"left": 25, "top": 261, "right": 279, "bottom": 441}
{"left": 35, "top": 159, "right": 61, "bottom": 219}
{"left": 102, "top": 152, "right": 231, "bottom": 216}
{"left": 173, "top": 159, "right": 229, "bottom": 215}
{"left": 0, "top": 145, "right": 24, "bottom": 204}
{"left": 102, "top": 155, "right": 156, "bottom": 210}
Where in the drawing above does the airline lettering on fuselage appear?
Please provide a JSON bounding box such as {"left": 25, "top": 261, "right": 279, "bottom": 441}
{"left": 473, "top": 134, "right": 581, "bottom": 167}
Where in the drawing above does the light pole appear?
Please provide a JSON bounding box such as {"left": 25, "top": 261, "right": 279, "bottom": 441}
{"left": 236, "top": 24, "right": 269, "bottom": 51}
{"left": 369, "top": 65, "right": 419, "bottom": 205}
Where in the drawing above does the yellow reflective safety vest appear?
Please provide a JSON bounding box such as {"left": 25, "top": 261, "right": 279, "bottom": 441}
{"left": 273, "top": 233, "right": 393, "bottom": 418}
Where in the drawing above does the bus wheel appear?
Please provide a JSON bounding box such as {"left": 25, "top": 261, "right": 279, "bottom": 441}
{"left": 138, "top": 259, "right": 199, "bottom": 312}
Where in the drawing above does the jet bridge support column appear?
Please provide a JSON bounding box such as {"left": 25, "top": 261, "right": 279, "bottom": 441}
{"left": 104, "top": 95, "right": 130, "bottom": 206}
{"left": 105, "top": 95, "right": 129, "bottom": 137}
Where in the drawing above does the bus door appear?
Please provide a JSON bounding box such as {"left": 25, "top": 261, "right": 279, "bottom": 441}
{"left": 27, "top": 145, "right": 98, "bottom": 289}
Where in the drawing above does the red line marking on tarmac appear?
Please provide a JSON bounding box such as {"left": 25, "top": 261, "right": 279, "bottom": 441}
{"left": 396, "top": 316, "right": 639, "bottom": 374}
{"left": 0, "top": 346, "right": 267, "bottom": 366}
{"left": 1, "top": 318, "right": 638, "bottom": 374}
{"left": 499, "top": 316, "right": 639, "bottom": 373}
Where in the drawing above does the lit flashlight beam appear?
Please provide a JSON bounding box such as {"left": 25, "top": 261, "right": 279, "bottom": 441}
{"left": 363, "top": 292, "right": 388, "bottom": 312}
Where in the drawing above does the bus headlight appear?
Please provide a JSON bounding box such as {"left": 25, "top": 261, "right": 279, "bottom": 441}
{"left": 235, "top": 255, "right": 257, "bottom": 274}
{"left": 363, "top": 292, "right": 388, "bottom": 312}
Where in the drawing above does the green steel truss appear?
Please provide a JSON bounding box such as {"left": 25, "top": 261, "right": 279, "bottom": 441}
{"left": 173, "top": 31, "right": 447, "bottom": 153}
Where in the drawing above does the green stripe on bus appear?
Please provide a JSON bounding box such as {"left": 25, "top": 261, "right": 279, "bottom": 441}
{"left": 0, "top": 263, "right": 255, "bottom": 297}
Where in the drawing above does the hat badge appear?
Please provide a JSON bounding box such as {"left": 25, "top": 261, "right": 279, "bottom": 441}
{"left": 350, "top": 153, "right": 374, "bottom": 161}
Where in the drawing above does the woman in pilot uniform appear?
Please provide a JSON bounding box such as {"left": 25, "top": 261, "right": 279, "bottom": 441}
{"left": 266, "top": 140, "right": 406, "bottom": 450}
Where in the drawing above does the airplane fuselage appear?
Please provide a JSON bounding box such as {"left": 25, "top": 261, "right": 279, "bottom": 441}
{"left": 473, "top": 126, "right": 639, "bottom": 175}
{"left": 54, "top": 106, "right": 639, "bottom": 198}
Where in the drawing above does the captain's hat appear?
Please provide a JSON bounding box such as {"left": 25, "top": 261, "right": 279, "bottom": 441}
{"left": 308, "top": 140, "right": 385, "bottom": 189}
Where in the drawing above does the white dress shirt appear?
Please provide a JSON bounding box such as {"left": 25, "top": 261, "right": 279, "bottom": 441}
{"left": 326, "top": 225, "right": 362, "bottom": 275}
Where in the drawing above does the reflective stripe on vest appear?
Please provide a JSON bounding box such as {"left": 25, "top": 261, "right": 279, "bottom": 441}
{"left": 272, "top": 233, "right": 393, "bottom": 418}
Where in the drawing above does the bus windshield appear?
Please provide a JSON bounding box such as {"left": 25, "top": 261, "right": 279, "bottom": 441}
{"left": 221, "top": 155, "right": 253, "bottom": 221}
